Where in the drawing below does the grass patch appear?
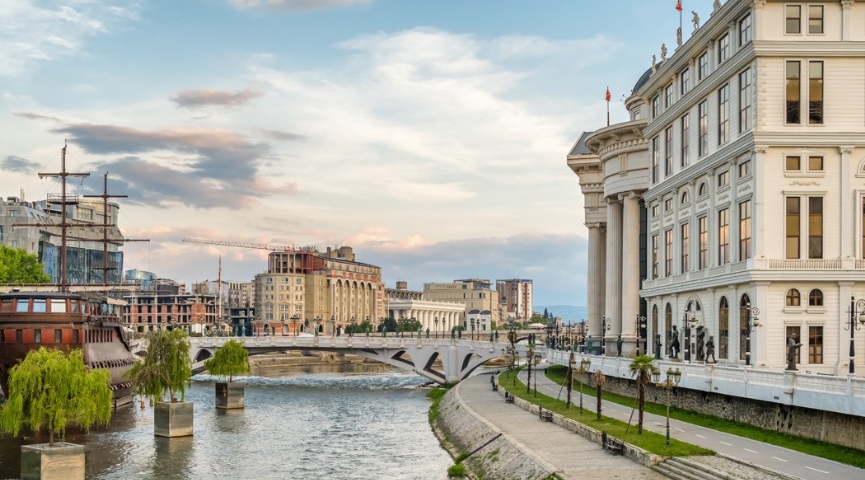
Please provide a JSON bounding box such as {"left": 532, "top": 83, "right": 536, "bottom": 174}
{"left": 427, "top": 387, "right": 448, "bottom": 424}
{"left": 498, "top": 369, "right": 713, "bottom": 457}
{"left": 446, "top": 463, "right": 466, "bottom": 478}
{"left": 454, "top": 452, "right": 469, "bottom": 463}
{"left": 544, "top": 365, "right": 865, "bottom": 469}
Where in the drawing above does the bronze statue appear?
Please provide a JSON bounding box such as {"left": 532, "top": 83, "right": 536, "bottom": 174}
{"left": 670, "top": 326, "right": 680, "bottom": 359}
{"left": 655, "top": 334, "right": 662, "bottom": 360}
{"left": 586, "top": 335, "right": 593, "bottom": 354}
{"left": 787, "top": 333, "right": 802, "bottom": 370}
{"left": 616, "top": 335, "right": 623, "bottom": 357}
{"left": 706, "top": 335, "right": 717, "bottom": 363}
{"left": 696, "top": 326, "right": 705, "bottom": 361}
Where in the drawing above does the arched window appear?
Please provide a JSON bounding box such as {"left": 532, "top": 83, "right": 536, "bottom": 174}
{"left": 808, "top": 289, "right": 823, "bottom": 306}
{"left": 786, "top": 289, "right": 801, "bottom": 307}
{"left": 652, "top": 304, "right": 659, "bottom": 355}
{"left": 681, "top": 191, "right": 690, "bottom": 204}
{"left": 664, "top": 303, "right": 673, "bottom": 355}
{"left": 739, "top": 294, "right": 750, "bottom": 361}
{"left": 698, "top": 182, "right": 708, "bottom": 197}
{"left": 719, "top": 297, "right": 729, "bottom": 359}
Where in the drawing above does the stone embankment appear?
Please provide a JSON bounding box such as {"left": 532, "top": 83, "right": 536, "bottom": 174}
{"left": 434, "top": 387, "right": 557, "bottom": 479}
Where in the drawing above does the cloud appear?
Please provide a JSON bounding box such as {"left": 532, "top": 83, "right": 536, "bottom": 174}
{"left": 2, "top": 155, "right": 39, "bottom": 174}
{"left": 47, "top": 122, "right": 291, "bottom": 209}
{"left": 170, "top": 88, "right": 263, "bottom": 108}
{"left": 0, "top": 0, "right": 141, "bottom": 76}
{"left": 229, "top": 0, "right": 372, "bottom": 11}
{"left": 257, "top": 128, "right": 306, "bottom": 142}
{"left": 13, "top": 112, "right": 62, "bottom": 122}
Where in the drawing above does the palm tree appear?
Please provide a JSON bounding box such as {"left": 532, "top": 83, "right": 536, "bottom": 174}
{"left": 629, "top": 354, "right": 656, "bottom": 434}
{"left": 592, "top": 369, "right": 606, "bottom": 420}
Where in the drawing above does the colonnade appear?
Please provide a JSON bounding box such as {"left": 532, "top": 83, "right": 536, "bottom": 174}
{"left": 388, "top": 300, "right": 465, "bottom": 335}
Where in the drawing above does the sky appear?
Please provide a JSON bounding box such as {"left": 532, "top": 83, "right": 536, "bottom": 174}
{"left": 0, "top": 0, "right": 719, "bottom": 306}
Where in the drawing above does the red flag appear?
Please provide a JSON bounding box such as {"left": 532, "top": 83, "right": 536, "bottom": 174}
{"left": 676, "top": 0, "right": 682, "bottom": 11}
{"left": 605, "top": 87, "right": 611, "bottom": 102}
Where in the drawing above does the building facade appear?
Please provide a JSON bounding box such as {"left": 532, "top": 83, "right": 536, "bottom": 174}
{"left": 423, "top": 279, "right": 501, "bottom": 327}
{"left": 496, "top": 279, "right": 534, "bottom": 322}
{"left": 123, "top": 293, "right": 217, "bottom": 333}
{"left": 385, "top": 281, "right": 466, "bottom": 335}
{"left": 572, "top": 0, "right": 865, "bottom": 374}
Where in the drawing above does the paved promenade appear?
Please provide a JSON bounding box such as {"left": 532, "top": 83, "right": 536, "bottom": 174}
{"left": 518, "top": 367, "right": 865, "bottom": 480}
{"left": 456, "top": 372, "right": 665, "bottom": 479}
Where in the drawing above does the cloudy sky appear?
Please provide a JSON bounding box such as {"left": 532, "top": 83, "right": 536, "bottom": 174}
{"left": 0, "top": 0, "right": 718, "bottom": 307}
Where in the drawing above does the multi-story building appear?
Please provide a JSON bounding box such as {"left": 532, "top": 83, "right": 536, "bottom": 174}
{"left": 385, "top": 281, "right": 466, "bottom": 335}
{"left": 423, "top": 279, "right": 500, "bottom": 327}
{"left": 123, "top": 293, "right": 217, "bottom": 333}
{"left": 1, "top": 195, "right": 124, "bottom": 284}
{"left": 571, "top": 0, "right": 865, "bottom": 374}
{"left": 496, "top": 279, "right": 533, "bottom": 321}
{"left": 253, "top": 246, "right": 384, "bottom": 335}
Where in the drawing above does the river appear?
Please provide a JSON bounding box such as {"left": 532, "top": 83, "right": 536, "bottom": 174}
{"left": 0, "top": 364, "right": 453, "bottom": 479}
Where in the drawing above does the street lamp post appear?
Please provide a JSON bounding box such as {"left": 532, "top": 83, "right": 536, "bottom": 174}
{"left": 470, "top": 318, "right": 476, "bottom": 342}
{"left": 743, "top": 304, "right": 761, "bottom": 366}
{"left": 533, "top": 351, "right": 542, "bottom": 398}
{"left": 636, "top": 315, "right": 647, "bottom": 356}
{"left": 845, "top": 297, "right": 865, "bottom": 374}
{"left": 526, "top": 339, "right": 535, "bottom": 395}
{"left": 434, "top": 316, "right": 439, "bottom": 339}
{"left": 651, "top": 367, "right": 682, "bottom": 447}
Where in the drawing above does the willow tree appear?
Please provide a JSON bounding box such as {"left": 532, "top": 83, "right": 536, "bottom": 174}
{"left": 629, "top": 355, "right": 655, "bottom": 434}
{"left": 0, "top": 348, "right": 112, "bottom": 446}
{"left": 592, "top": 369, "right": 606, "bottom": 420}
{"left": 125, "top": 328, "right": 192, "bottom": 404}
{"left": 204, "top": 339, "right": 249, "bottom": 382}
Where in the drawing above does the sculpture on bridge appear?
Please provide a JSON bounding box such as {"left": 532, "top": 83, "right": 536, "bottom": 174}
{"left": 705, "top": 335, "right": 717, "bottom": 363}
{"left": 458, "top": 329, "right": 462, "bottom": 340}
{"left": 586, "top": 335, "right": 593, "bottom": 354}
{"left": 696, "top": 326, "right": 705, "bottom": 361}
{"left": 451, "top": 328, "right": 455, "bottom": 340}
{"left": 495, "top": 330, "right": 499, "bottom": 341}
{"left": 616, "top": 335, "right": 623, "bottom": 357}
{"left": 669, "top": 326, "right": 680, "bottom": 359}
{"left": 654, "top": 334, "right": 662, "bottom": 360}
{"left": 365, "top": 327, "right": 369, "bottom": 337}
{"left": 787, "top": 333, "right": 802, "bottom": 371}
{"left": 426, "top": 327, "right": 430, "bottom": 338}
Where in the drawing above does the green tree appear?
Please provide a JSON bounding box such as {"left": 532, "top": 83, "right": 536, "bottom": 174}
{"left": 592, "top": 369, "right": 606, "bottom": 420}
{"left": 0, "top": 348, "right": 112, "bottom": 446}
{"left": 125, "top": 329, "right": 192, "bottom": 404}
{"left": 204, "top": 340, "right": 249, "bottom": 382}
{"left": 629, "top": 355, "right": 655, "bottom": 434}
{"left": 0, "top": 245, "right": 50, "bottom": 283}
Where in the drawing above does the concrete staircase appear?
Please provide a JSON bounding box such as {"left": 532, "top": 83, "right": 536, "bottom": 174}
{"left": 652, "top": 457, "right": 741, "bottom": 480}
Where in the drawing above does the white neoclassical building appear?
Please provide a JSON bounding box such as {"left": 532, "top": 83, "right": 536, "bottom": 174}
{"left": 571, "top": 0, "right": 865, "bottom": 374}
{"left": 385, "top": 281, "right": 468, "bottom": 336}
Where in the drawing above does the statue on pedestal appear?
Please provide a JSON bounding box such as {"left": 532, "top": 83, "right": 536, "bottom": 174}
{"left": 692, "top": 11, "right": 701, "bottom": 31}
{"left": 706, "top": 335, "right": 717, "bottom": 363}
{"left": 655, "top": 334, "right": 662, "bottom": 360}
{"left": 616, "top": 335, "right": 623, "bottom": 357}
{"left": 713, "top": 0, "right": 722, "bottom": 13}
{"left": 651, "top": 54, "right": 657, "bottom": 73}
{"left": 661, "top": 43, "right": 668, "bottom": 63}
{"left": 586, "top": 335, "right": 593, "bottom": 354}
{"left": 696, "top": 326, "right": 706, "bottom": 361}
{"left": 677, "top": 27, "right": 683, "bottom": 48}
{"left": 670, "top": 326, "right": 680, "bottom": 359}
{"left": 787, "top": 333, "right": 802, "bottom": 370}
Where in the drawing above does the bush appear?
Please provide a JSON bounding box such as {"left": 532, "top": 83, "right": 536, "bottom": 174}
{"left": 446, "top": 463, "right": 466, "bottom": 478}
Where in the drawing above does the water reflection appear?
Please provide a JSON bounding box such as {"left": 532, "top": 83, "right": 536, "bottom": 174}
{"left": 0, "top": 364, "right": 450, "bottom": 480}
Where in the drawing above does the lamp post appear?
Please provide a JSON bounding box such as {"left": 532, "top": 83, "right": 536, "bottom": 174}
{"left": 434, "top": 316, "right": 439, "bottom": 339}
{"left": 470, "top": 317, "right": 476, "bottom": 342}
{"left": 636, "top": 315, "right": 647, "bottom": 356}
{"left": 743, "top": 304, "right": 761, "bottom": 366}
{"left": 533, "top": 351, "right": 542, "bottom": 398}
{"left": 845, "top": 297, "right": 865, "bottom": 374}
{"left": 651, "top": 367, "right": 682, "bottom": 447}
{"left": 526, "top": 339, "right": 535, "bottom": 395}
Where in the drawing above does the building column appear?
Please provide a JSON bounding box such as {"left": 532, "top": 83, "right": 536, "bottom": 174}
{"left": 604, "top": 197, "right": 623, "bottom": 355}
{"left": 842, "top": 0, "right": 854, "bottom": 41}
{"left": 841, "top": 147, "right": 854, "bottom": 259}
{"left": 586, "top": 223, "right": 606, "bottom": 342}
{"left": 620, "top": 192, "right": 641, "bottom": 356}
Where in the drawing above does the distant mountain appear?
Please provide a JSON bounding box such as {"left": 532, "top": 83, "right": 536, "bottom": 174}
{"left": 534, "top": 305, "right": 587, "bottom": 322}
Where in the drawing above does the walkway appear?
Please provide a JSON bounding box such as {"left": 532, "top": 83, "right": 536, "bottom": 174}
{"left": 457, "top": 372, "right": 664, "bottom": 479}
{"left": 519, "top": 368, "right": 865, "bottom": 480}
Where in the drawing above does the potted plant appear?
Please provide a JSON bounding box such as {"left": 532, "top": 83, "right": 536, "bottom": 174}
{"left": 204, "top": 339, "right": 250, "bottom": 409}
{"left": 0, "top": 347, "right": 112, "bottom": 480}
{"left": 125, "top": 328, "right": 193, "bottom": 437}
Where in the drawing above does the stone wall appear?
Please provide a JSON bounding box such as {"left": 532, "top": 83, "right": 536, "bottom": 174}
{"left": 434, "top": 388, "right": 554, "bottom": 479}
{"left": 585, "top": 373, "right": 865, "bottom": 451}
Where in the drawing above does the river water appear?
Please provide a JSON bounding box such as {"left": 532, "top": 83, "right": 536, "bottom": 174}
{"left": 0, "top": 365, "right": 453, "bottom": 479}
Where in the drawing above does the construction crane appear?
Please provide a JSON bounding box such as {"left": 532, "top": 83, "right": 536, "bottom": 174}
{"left": 181, "top": 238, "right": 313, "bottom": 252}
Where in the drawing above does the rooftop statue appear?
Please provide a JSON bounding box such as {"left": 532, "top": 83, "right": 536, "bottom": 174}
{"left": 692, "top": 11, "right": 700, "bottom": 31}
{"left": 714, "top": 0, "right": 722, "bottom": 13}
{"left": 661, "top": 43, "right": 667, "bottom": 62}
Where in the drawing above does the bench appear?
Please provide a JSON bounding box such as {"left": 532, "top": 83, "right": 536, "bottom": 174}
{"left": 602, "top": 435, "right": 624, "bottom": 455}
{"left": 539, "top": 409, "right": 553, "bottom": 422}
{"left": 504, "top": 392, "right": 514, "bottom": 404}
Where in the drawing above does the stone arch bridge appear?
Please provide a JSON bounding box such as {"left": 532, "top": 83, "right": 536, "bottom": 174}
{"left": 131, "top": 336, "right": 539, "bottom": 384}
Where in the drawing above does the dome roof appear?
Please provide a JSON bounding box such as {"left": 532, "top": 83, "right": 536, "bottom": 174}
{"left": 632, "top": 64, "right": 661, "bottom": 94}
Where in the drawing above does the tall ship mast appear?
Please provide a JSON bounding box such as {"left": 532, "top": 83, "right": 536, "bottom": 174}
{"left": 0, "top": 142, "right": 141, "bottom": 407}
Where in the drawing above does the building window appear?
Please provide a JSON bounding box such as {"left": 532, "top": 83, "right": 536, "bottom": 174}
{"left": 652, "top": 95, "right": 660, "bottom": 118}
{"left": 699, "top": 216, "right": 708, "bottom": 269}
{"left": 681, "top": 69, "right": 690, "bottom": 94}
{"left": 809, "top": 5, "right": 823, "bottom": 34}
{"left": 652, "top": 205, "right": 660, "bottom": 218}
{"left": 809, "top": 289, "right": 824, "bottom": 306}
{"left": 718, "top": 84, "right": 729, "bottom": 145}
{"left": 665, "top": 126, "right": 673, "bottom": 177}
{"left": 809, "top": 326, "right": 823, "bottom": 363}
{"left": 652, "top": 136, "right": 660, "bottom": 183}
{"left": 786, "top": 61, "right": 801, "bottom": 124}
{"left": 786, "top": 197, "right": 801, "bottom": 258}
{"left": 739, "top": 68, "right": 752, "bottom": 132}
{"left": 719, "top": 296, "right": 729, "bottom": 359}
{"left": 665, "top": 229, "right": 673, "bottom": 276}
{"left": 786, "top": 155, "right": 801, "bottom": 171}
{"left": 739, "top": 160, "right": 751, "bottom": 177}
{"left": 718, "top": 208, "right": 730, "bottom": 265}
{"left": 739, "top": 14, "right": 752, "bottom": 45}
{"left": 681, "top": 114, "right": 690, "bottom": 167}
{"left": 786, "top": 289, "right": 801, "bottom": 307}
{"left": 739, "top": 200, "right": 752, "bottom": 261}
{"left": 699, "top": 52, "right": 709, "bottom": 80}
{"left": 718, "top": 34, "right": 730, "bottom": 64}
{"left": 681, "top": 191, "right": 690, "bottom": 204}
{"left": 809, "top": 197, "right": 823, "bottom": 258}
{"left": 717, "top": 170, "right": 730, "bottom": 187}
{"left": 699, "top": 100, "right": 708, "bottom": 156}
{"left": 698, "top": 182, "right": 708, "bottom": 197}
{"left": 786, "top": 5, "right": 801, "bottom": 34}
{"left": 809, "top": 156, "right": 824, "bottom": 171}
{"left": 665, "top": 84, "right": 674, "bottom": 108}
{"left": 652, "top": 234, "right": 659, "bottom": 279}
{"left": 809, "top": 61, "right": 823, "bottom": 124}
{"left": 665, "top": 198, "right": 674, "bottom": 211}
{"left": 681, "top": 223, "right": 690, "bottom": 273}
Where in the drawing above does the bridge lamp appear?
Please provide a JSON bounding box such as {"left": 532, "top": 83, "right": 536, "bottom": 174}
{"left": 434, "top": 316, "right": 439, "bottom": 339}
{"left": 652, "top": 367, "right": 682, "bottom": 447}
